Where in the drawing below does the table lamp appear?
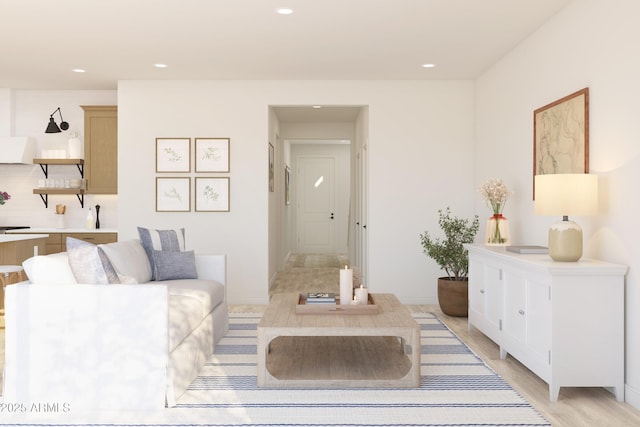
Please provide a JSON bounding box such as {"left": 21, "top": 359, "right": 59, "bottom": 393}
{"left": 534, "top": 173, "right": 598, "bottom": 262}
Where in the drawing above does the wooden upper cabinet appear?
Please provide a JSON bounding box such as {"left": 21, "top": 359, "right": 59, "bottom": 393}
{"left": 81, "top": 105, "right": 117, "bottom": 194}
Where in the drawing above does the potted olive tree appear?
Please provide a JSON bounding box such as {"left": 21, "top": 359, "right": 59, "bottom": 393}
{"left": 420, "top": 207, "right": 479, "bottom": 317}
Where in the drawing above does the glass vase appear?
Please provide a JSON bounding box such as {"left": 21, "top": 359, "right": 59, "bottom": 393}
{"left": 485, "top": 214, "right": 510, "bottom": 246}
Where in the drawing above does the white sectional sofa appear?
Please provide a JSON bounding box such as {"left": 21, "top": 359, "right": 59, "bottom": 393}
{"left": 3, "top": 236, "right": 228, "bottom": 411}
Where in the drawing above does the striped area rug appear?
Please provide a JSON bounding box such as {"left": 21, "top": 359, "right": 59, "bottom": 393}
{"left": 174, "top": 312, "right": 551, "bottom": 426}
{"left": 0, "top": 312, "right": 550, "bottom": 426}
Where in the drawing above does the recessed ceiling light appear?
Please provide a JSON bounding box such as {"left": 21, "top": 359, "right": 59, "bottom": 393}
{"left": 154, "top": 63, "right": 168, "bottom": 68}
{"left": 422, "top": 63, "right": 436, "bottom": 68}
{"left": 72, "top": 68, "right": 86, "bottom": 73}
{"left": 276, "top": 7, "right": 293, "bottom": 15}
{"left": 312, "top": 105, "right": 322, "bottom": 109}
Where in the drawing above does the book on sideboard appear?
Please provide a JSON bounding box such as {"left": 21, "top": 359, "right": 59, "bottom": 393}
{"left": 506, "top": 245, "right": 548, "bottom": 254}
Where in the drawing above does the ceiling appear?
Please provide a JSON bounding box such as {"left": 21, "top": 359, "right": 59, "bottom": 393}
{"left": 1, "top": 0, "right": 571, "bottom": 91}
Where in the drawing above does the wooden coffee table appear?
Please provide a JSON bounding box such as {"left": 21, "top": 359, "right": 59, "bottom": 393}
{"left": 257, "top": 292, "right": 421, "bottom": 388}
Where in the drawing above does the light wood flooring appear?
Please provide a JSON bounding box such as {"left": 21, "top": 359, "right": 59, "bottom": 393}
{"left": 259, "top": 253, "right": 640, "bottom": 427}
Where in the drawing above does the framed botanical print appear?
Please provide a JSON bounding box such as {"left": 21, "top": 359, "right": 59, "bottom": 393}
{"left": 268, "top": 142, "right": 275, "bottom": 192}
{"left": 195, "top": 177, "right": 230, "bottom": 212}
{"left": 156, "top": 138, "right": 191, "bottom": 173}
{"left": 156, "top": 177, "right": 190, "bottom": 212}
{"left": 195, "top": 138, "right": 230, "bottom": 173}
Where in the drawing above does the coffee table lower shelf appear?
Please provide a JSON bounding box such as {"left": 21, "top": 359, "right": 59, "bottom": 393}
{"left": 257, "top": 292, "right": 421, "bottom": 388}
{"left": 261, "top": 335, "right": 414, "bottom": 388}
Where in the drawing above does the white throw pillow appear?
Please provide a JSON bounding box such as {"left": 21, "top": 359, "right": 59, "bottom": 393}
{"left": 22, "top": 252, "right": 77, "bottom": 285}
{"left": 99, "top": 239, "right": 152, "bottom": 283}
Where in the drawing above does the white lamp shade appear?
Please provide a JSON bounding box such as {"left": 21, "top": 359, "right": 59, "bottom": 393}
{"left": 535, "top": 173, "right": 598, "bottom": 216}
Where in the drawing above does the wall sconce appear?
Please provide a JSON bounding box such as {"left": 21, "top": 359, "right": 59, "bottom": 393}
{"left": 45, "top": 107, "right": 70, "bottom": 133}
{"left": 534, "top": 173, "right": 598, "bottom": 262}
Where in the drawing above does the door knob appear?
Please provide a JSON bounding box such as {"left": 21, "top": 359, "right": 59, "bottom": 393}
{"left": 330, "top": 213, "right": 335, "bottom": 219}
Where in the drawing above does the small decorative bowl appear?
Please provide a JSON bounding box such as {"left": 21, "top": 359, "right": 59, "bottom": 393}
{"left": 69, "top": 179, "right": 83, "bottom": 189}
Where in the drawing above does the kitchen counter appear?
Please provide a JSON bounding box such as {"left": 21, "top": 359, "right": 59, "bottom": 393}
{"left": 7, "top": 228, "right": 118, "bottom": 234}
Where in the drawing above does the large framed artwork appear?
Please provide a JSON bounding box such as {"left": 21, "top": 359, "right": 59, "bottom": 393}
{"left": 195, "top": 137, "right": 230, "bottom": 173}
{"left": 195, "top": 177, "right": 230, "bottom": 212}
{"left": 156, "top": 138, "right": 191, "bottom": 172}
{"left": 156, "top": 177, "right": 191, "bottom": 212}
{"left": 533, "top": 88, "right": 589, "bottom": 195}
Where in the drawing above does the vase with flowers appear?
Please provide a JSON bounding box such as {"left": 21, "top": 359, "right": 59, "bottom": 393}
{"left": 479, "top": 178, "right": 512, "bottom": 245}
{"left": 0, "top": 190, "right": 10, "bottom": 205}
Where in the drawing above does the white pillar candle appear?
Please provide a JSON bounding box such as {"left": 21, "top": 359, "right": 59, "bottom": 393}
{"left": 355, "top": 284, "right": 368, "bottom": 305}
{"left": 339, "top": 265, "right": 353, "bottom": 305}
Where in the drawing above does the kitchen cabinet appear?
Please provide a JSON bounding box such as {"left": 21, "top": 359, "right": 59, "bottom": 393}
{"left": 17, "top": 232, "right": 117, "bottom": 255}
{"left": 0, "top": 235, "right": 47, "bottom": 265}
{"left": 466, "top": 244, "right": 627, "bottom": 401}
{"left": 81, "top": 105, "right": 117, "bottom": 194}
{"left": 32, "top": 158, "right": 85, "bottom": 207}
{"left": 0, "top": 235, "right": 47, "bottom": 324}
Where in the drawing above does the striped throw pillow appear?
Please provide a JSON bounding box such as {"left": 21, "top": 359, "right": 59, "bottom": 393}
{"left": 137, "top": 227, "right": 186, "bottom": 280}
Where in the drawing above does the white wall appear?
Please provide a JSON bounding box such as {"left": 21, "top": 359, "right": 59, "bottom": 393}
{"left": 474, "top": 0, "right": 640, "bottom": 408}
{"left": 0, "top": 90, "right": 118, "bottom": 228}
{"left": 117, "top": 80, "right": 475, "bottom": 305}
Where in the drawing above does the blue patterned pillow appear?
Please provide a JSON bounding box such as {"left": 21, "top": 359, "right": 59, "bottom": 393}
{"left": 66, "top": 237, "right": 120, "bottom": 284}
{"left": 137, "top": 227, "right": 187, "bottom": 280}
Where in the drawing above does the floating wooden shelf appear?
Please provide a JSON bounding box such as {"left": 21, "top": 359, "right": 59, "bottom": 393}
{"left": 32, "top": 159, "right": 85, "bottom": 207}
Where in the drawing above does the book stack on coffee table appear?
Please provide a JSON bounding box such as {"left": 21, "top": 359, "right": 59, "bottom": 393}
{"left": 305, "top": 292, "right": 336, "bottom": 304}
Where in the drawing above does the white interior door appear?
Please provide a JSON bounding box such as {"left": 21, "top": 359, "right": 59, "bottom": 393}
{"left": 297, "top": 156, "right": 337, "bottom": 253}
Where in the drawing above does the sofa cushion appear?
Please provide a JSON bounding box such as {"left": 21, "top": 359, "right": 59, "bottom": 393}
{"left": 166, "top": 279, "right": 225, "bottom": 351}
{"left": 22, "top": 252, "right": 77, "bottom": 285}
{"left": 99, "top": 239, "right": 152, "bottom": 283}
{"left": 153, "top": 249, "right": 197, "bottom": 281}
{"left": 137, "top": 227, "right": 186, "bottom": 280}
{"left": 168, "top": 295, "right": 204, "bottom": 352}
{"left": 165, "top": 279, "right": 225, "bottom": 320}
{"left": 67, "top": 237, "right": 120, "bottom": 284}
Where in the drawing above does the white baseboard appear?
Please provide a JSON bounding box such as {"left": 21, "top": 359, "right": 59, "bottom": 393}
{"left": 626, "top": 383, "right": 640, "bottom": 410}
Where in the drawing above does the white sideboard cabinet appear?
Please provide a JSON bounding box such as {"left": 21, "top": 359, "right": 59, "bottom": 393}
{"left": 465, "top": 244, "right": 627, "bottom": 401}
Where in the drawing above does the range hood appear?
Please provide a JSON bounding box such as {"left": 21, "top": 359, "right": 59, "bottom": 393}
{"left": 0, "top": 137, "right": 35, "bottom": 164}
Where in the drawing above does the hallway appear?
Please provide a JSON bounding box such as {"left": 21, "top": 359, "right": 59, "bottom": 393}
{"left": 269, "top": 253, "right": 350, "bottom": 298}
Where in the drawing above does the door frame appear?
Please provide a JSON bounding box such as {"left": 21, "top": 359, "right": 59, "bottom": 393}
{"left": 289, "top": 139, "right": 351, "bottom": 255}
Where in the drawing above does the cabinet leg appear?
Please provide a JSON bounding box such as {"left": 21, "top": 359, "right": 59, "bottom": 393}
{"left": 613, "top": 385, "right": 625, "bottom": 402}
{"left": 499, "top": 347, "right": 507, "bottom": 360}
{"left": 549, "top": 384, "right": 560, "bottom": 401}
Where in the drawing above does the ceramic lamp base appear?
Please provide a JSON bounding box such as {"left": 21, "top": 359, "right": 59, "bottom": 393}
{"left": 548, "top": 219, "right": 583, "bottom": 262}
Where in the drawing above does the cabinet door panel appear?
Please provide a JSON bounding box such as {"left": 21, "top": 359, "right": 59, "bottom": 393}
{"left": 485, "top": 265, "right": 503, "bottom": 332}
{"left": 468, "top": 259, "right": 485, "bottom": 316}
{"left": 526, "top": 277, "right": 551, "bottom": 359}
{"left": 82, "top": 106, "right": 117, "bottom": 194}
{"left": 503, "top": 270, "right": 526, "bottom": 343}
